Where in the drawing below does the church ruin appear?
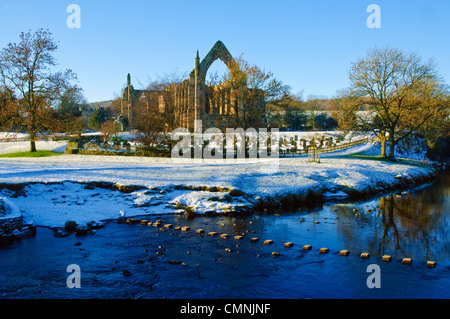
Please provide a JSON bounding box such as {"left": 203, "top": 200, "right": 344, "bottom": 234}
{"left": 120, "top": 41, "right": 265, "bottom": 132}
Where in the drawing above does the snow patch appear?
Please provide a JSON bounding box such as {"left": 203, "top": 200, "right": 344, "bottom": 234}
{"left": 170, "top": 191, "right": 252, "bottom": 214}
{"left": 0, "top": 197, "right": 21, "bottom": 219}
{"left": 0, "top": 149, "right": 437, "bottom": 227}
{"left": 0, "top": 141, "right": 68, "bottom": 154}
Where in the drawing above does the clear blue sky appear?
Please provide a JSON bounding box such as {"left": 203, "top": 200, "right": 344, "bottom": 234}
{"left": 0, "top": 0, "right": 449, "bottom": 103}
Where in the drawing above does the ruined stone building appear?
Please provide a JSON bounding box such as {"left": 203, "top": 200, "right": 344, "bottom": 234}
{"left": 120, "top": 41, "right": 265, "bottom": 131}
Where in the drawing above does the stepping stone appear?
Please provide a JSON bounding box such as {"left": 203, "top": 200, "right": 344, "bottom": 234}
{"left": 263, "top": 239, "right": 273, "bottom": 245}
{"left": 181, "top": 226, "right": 190, "bottom": 232}
{"left": 319, "top": 248, "right": 329, "bottom": 254}
{"left": 196, "top": 229, "right": 205, "bottom": 234}
{"left": 284, "top": 242, "right": 294, "bottom": 248}
{"left": 164, "top": 224, "right": 173, "bottom": 228}
{"left": 140, "top": 220, "right": 149, "bottom": 225}
{"left": 303, "top": 245, "right": 312, "bottom": 250}
{"left": 208, "top": 232, "right": 218, "bottom": 236}
{"left": 122, "top": 270, "right": 131, "bottom": 277}
{"left": 382, "top": 255, "right": 392, "bottom": 262}
{"left": 360, "top": 252, "right": 370, "bottom": 259}
{"left": 402, "top": 258, "right": 412, "bottom": 265}
{"left": 427, "top": 261, "right": 436, "bottom": 268}
{"left": 174, "top": 226, "right": 181, "bottom": 230}
{"left": 126, "top": 218, "right": 140, "bottom": 224}
{"left": 249, "top": 237, "right": 259, "bottom": 243}
{"left": 340, "top": 250, "right": 350, "bottom": 256}
{"left": 220, "top": 234, "right": 229, "bottom": 239}
{"left": 234, "top": 235, "right": 244, "bottom": 240}
{"left": 272, "top": 252, "right": 280, "bottom": 257}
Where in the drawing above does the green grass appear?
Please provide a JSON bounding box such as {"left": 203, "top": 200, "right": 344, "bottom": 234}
{"left": 342, "top": 153, "right": 429, "bottom": 168}
{"left": 0, "top": 150, "right": 63, "bottom": 158}
{"left": 343, "top": 154, "right": 390, "bottom": 161}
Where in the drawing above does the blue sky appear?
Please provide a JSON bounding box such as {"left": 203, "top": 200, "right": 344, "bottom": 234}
{"left": 0, "top": 0, "right": 449, "bottom": 103}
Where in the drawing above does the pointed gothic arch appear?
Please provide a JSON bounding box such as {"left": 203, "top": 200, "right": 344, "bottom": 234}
{"left": 122, "top": 41, "right": 246, "bottom": 131}
{"left": 197, "top": 41, "right": 236, "bottom": 86}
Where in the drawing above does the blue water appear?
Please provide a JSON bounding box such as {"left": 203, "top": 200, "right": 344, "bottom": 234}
{"left": 0, "top": 171, "right": 449, "bottom": 299}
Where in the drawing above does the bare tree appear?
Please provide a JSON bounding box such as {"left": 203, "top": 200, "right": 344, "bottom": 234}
{"left": 0, "top": 29, "right": 79, "bottom": 151}
{"left": 210, "top": 55, "right": 288, "bottom": 129}
{"left": 100, "top": 120, "right": 119, "bottom": 142}
{"left": 337, "top": 92, "right": 389, "bottom": 156}
{"left": 0, "top": 86, "right": 19, "bottom": 131}
{"left": 345, "top": 46, "right": 449, "bottom": 159}
{"left": 132, "top": 74, "right": 184, "bottom": 149}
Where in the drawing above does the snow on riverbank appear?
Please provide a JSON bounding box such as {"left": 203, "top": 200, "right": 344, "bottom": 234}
{"left": 0, "top": 197, "right": 21, "bottom": 219}
{"left": 0, "top": 148, "right": 437, "bottom": 228}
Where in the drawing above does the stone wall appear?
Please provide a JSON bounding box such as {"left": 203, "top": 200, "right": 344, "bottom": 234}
{"left": 0, "top": 215, "right": 23, "bottom": 234}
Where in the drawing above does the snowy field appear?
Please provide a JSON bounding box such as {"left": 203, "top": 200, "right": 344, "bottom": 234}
{"left": 0, "top": 140, "right": 68, "bottom": 154}
{"left": 0, "top": 141, "right": 437, "bottom": 228}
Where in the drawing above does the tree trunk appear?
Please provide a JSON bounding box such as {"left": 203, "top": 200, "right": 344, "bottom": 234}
{"left": 29, "top": 132, "right": 37, "bottom": 152}
{"left": 30, "top": 107, "right": 37, "bottom": 152}
{"left": 380, "top": 132, "right": 387, "bottom": 157}
{"left": 388, "top": 128, "right": 396, "bottom": 160}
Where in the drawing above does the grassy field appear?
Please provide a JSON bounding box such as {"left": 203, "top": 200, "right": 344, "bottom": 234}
{"left": 0, "top": 150, "right": 63, "bottom": 158}
{"left": 343, "top": 153, "right": 430, "bottom": 168}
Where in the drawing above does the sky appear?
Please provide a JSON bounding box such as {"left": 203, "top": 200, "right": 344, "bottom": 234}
{"left": 0, "top": 0, "right": 449, "bottom": 103}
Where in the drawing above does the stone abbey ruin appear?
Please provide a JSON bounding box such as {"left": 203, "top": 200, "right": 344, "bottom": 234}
{"left": 120, "top": 41, "right": 264, "bottom": 131}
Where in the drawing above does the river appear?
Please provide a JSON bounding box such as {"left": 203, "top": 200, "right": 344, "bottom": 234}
{"left": 0, "top": 170, "right": 449, "bottom": 299}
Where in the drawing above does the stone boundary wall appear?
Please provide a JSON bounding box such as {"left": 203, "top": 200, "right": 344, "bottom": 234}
{"left": 0, "top": 215, "right": 23, "bottom": 233}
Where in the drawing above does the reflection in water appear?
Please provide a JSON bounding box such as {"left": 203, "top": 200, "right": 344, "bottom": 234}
{"left": 333, "top": 170, "right": 449, "bottom": 262}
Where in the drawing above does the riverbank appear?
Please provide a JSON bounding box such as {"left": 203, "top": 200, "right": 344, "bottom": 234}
{"left": 0, "top": 147, "right": 448, "bottom": 299}
{"left": 0, "top": 150, "right": 439, "bottom": 228}
{"left": 0, "top": 170, "right": 449, "bottom": 299}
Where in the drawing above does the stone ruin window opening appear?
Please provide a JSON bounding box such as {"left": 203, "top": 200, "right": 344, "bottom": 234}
{"left": 205, "top": 59, "right": 232, "bottom": 116}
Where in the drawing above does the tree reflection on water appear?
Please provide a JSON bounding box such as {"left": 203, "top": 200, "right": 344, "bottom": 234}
{"left": 332, "top": 171, "right": 449, "bottom": 262}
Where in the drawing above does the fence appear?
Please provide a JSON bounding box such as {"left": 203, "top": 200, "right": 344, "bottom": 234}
{"left": 65, "top": 137, "right": 370, "bottom": 159}
{"left": 279, "top": 137, "right": 370, "bottom": 157}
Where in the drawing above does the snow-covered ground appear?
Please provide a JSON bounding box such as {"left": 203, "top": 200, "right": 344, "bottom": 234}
{"left": 0, "top": 144, "right": 437, "bottom": 228}
{"left": 358, "top": 140, "right": 430, "bottom": 162}
{"left": 0, "top": 132, "right": 30, "bottom": 141}
{"left": 0, "top": 141, "right": 68, "bottom": 154}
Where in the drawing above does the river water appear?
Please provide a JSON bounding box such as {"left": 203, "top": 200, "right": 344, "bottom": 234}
{"left": 0, "top": 170, "right": 449, "bottom": 299}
